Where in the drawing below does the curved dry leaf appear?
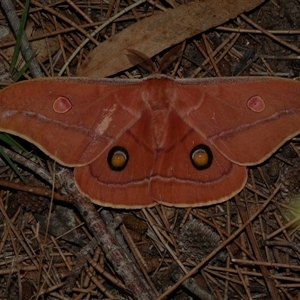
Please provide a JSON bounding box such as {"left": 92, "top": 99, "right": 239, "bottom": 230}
{"left": 77, "top": 0, "right": 265, "bottom": 78}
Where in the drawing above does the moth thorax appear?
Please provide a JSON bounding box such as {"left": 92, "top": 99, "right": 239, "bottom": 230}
{"left": 145, "top": 79, "right": 176, "bottom": 111}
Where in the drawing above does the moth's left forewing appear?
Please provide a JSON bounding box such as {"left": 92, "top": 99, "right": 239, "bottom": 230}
{"left": 0, "top": 78, "right": 145, "bottom": 166}
{"left": 174, "top": 77, "right": 300, "bottom": 166}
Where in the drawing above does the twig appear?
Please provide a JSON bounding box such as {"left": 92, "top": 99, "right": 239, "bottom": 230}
{"left": 61, "top": 169, "right": 155, "bottom": 300}
{"left": 1, "top": 0, "right": 43, "bottom": 77}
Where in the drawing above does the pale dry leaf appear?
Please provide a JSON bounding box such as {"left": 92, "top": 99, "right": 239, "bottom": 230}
{"left": 77, "top": 0, "right": 265, "bottom": 78}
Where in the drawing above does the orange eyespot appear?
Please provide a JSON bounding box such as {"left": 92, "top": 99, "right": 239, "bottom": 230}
{"left": 111, "top": 151, "right": 126, "bottom": 168}
{"left": 247, "top": 95, "right": 265, "bottom": 112}
{"left": 107, "top": 146, "right": 129, "bottom": 171}
{"left": 53, "top": 96, "right": 72, "bottom": 113}
{"left": 193, "top": 150, "right": 209, "bottom": 166}
{"left": 190, "top": 145, "right": 213, "bottom": 170}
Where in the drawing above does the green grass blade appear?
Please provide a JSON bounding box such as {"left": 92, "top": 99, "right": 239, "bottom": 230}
{"left": 13, "top": 54, "right": 35, "bottom": 81}
{"left": 0, "top": 146, "right": 25, "bottom": 182}
{"left": 0, "top": 133, "right": 28, "bottom": 151}
{"left": 9, "top": 0, "right": 30, "bottom": 75}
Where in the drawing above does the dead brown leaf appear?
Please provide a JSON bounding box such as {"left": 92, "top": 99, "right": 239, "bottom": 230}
{"left": 77, "top": 0, "right": 265, "bottom": 78}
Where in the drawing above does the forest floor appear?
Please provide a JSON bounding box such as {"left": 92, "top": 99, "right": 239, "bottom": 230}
{"left": 0, "top": 0, "right": 300, "bottom": 299}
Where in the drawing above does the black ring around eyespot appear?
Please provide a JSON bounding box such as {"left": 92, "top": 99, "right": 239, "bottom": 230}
{"left": 107, "top": 146, "right": 129, "bottom": 171}
{"left": 190, "top": 144, "right": 213, "bottom": 170}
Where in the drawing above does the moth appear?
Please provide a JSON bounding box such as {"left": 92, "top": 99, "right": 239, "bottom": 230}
{"left": 0, "top": 76, "right": 299, "bottom": 208}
